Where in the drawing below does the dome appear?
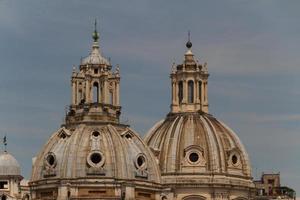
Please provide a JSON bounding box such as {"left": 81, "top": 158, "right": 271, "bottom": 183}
{"left": 0, "top": 151, "right": 21, "bottom": 176}
{"left": 81, "top": 43, "right": 110, "bottom": 65}
{"left": 31, "top": 124, "right": 161, "bottom": 184}
{"left": 145, "top": 112, "right": 253, "bottom": 187}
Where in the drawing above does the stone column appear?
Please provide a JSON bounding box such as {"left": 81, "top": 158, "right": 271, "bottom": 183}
{"left": 125, "top": 186, "right": 135, "bottom": 200}
{"left": 183, "top": 80, "right": 187, "bottom": 103}
{"left": 171, "top": 81, "right": 176, "bottom": 105}
{"left": 85, "top": 79, "right": 91, "bottom": 103}
{"left": 194, "top": 80, "right": 199, "bottom": 103}
{"left": 103, "top": 77, "right": 108, "bottom": 104}
{"left": 71, "top": 79, "right": 76, "bottom": 105}
{"left": 116, "top": 81, "right": 120, "bottom": 106}
{"left": 57, "top": 185, "right": 68, "bottom": 200}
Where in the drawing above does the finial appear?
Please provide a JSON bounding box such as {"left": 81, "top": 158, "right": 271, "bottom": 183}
{"left": 116, "top": 64, "right": 120, "bottom": 74}
{"left": 92, "top": 19, "right": 99, "bottom": 42}
{"left": 186, "top": 30, "right": 192, "bottom": 49}
{"left": 3, "top": 135, "right": 7, "bottom": 152}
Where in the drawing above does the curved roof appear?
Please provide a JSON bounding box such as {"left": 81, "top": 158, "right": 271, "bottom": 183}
{"left": 0, "top": 151, "right": 21, "bottom": 176}
{"left": 31, "top": 124, "right": 161, "bottom": 184}
{"left": 81, "top": 43, "right": 110, "bottom": 66}
{"left": 145, "top": 112, "right": 253, "bottom": 186}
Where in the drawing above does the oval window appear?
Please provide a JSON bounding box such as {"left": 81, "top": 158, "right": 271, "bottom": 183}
{"left": 232, "top": 155, "right": 238, "bottom": 165}
{"left": 135, "top": 154, "right": 147, "bottom": 170}
{"left": 45, "top": 153, "right": 56, "bottom": 167}
{"left": 189, "top": 152, "right": 199, "bottom": 163}
{"left": 137, "top": 156, "right": 145, "bottom": 167}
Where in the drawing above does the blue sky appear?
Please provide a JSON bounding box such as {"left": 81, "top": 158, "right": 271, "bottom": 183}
{"left": 0, "top": 0, "right": 299, "bottom": 194}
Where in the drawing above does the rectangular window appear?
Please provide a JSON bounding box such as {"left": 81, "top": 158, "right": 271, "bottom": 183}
{"left": 0, "top": 181, "right": 8, "bottom": 189}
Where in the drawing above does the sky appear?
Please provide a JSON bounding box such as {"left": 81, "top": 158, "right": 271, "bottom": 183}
{"left": 0, "top": 0, "right": 299, "bottom": 195}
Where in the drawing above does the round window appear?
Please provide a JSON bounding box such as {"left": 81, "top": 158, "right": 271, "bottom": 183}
{"left": 87, "top": 151, "right": 105, "bottom": 167}
{"left": 189, "top": 152, "right": 199, "bottom": 163}
{"left": 90, "top": 152, "right": 102, "bottom": 164}
{"left": 92, "top": 131, "right": 100, "bottom": 137}
{"left": 232, "top": 155, "right": 238, "bottom": 165}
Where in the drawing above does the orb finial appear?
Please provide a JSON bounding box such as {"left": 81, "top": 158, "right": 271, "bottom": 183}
{"left": 186, "top": 30, "right": 192, "bottom": 49}
{"left": 92, "top": 19, "right": 99, "bottom": 42}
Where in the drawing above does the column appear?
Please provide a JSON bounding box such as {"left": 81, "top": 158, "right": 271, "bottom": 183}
{"left": 85, "top": 79, "right": 90, "bottom": 103}
{"left": 171, "top": 81, "right": 176, "bottom": 105}
{"left": 103, "top": 78, "right": 108, "bottom": 104}
{"left": 71, "top": 79, "right": 76, "bottom": 105}
{"left": 116, "top": 81, "right": 120, "bottom": 106}
{"left": 194, "top": 79, "right": 199, "bottom": 103}
{"left": 183, "top": 80, "right": 187, "bottom": 103}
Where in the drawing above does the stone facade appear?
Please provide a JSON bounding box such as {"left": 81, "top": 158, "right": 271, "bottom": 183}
{"left": 0, "top": 25, "right": 280, "bottom": 199}
{"left": 254, "top": 173, "right": 296, "bottom": 200}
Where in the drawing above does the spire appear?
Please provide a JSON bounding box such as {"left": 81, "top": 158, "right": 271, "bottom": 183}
{"left": 186, "top": 30, "right": 192, "bottom": 49}
{"left": 92, "top": 19, "right": 99, "bottom": 42}
{"left": 3, "top": 135, "right": 7, "bottom": 152}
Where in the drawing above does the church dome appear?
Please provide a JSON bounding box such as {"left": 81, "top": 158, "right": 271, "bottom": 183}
{"left": 0, "top": 151, "right": 21, "bottom": 176}
{"left": 30, "top": 26, "right": 162, "bottom": 200}
{"left": 144, "top": 38, "right": 254, "bottom": 197}
{"left": 31, "top": 124, "right": 161, "bottom": 183}
{"left": 145, "top": 112, "right": 252, "bottom": 179}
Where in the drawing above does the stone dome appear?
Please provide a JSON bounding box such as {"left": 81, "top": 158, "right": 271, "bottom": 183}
{"left": 0, "top": 151, "right": 21, "bottom": 176}
{"left": 81, "top": 43, "right": 110, "bottom": 66}
{"left": 31, "top": 124, "right": 161, "bottom": 184}
{"left": 145, "top": 112, "right": 253, "bottom": 187}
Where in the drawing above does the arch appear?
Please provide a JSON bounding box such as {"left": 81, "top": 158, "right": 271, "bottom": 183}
{"left": 1, "top": 195, "right": 7, "bottom": 200}
{"left": 188, "top": 80, "right": 194, "bottom": 103}
{"left": 93, "top": 82, "right": 99, "bottom": 103}
{"left": 182, "top": 195, "right": 206, "bottom": 200}
{"left": 23, "top": 194, "right": 30, "bottom": 200}
{"left": 178, "top": 81, "right": 183, "bottom": 103}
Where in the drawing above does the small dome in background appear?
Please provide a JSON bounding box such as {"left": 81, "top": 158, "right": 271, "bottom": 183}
{"left": 0, "top": 151, "right": 21, "bottom": 176}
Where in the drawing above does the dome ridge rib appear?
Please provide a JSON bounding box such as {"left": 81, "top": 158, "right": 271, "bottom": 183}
{"left": 200, "top": 115, "right": 219, "bottom": 172}
{"left": 202, "top": 115, "right": 225, "bottom": 173}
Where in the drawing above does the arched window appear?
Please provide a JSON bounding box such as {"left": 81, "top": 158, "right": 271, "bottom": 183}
{"left": 198, "top": 81, "right": 202, "bottom": 102}
{"left": 1, "top": 195, "right": 7, "bottom": 200}
{"left": 178, "top": 81, "right": 183, "bottom": 103}
{"left": 93, "top": 82, "right": 99, "bottom": 103}
{"left": 188, "top": 80, "right": 194, "bottom": 103}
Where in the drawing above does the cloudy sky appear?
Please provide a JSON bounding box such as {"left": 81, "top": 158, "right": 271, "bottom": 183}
{"left": 0, "top": 0, "right": 299, "bottom": 195}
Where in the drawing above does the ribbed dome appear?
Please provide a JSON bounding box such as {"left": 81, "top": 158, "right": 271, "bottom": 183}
{"left": 31, "top": 124, "right": 161, "bottom": 184}
{"left": 145, "top": 112, "right": 253, "bottom": 187}
{"left": 0, "top": 151, "right": 21, "bottom": 176}
{"left": 81, "top": 43, "right": 110, "bottom": 65}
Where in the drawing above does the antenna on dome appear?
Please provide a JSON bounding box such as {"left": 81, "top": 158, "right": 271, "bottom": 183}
{"left": 186, "top": 30, "right": 192, "bottom": 49}
{"left": 3, "top": 135, "right": 7, "bottom": 152}
{"left": 92, "top": 18, "right": 99, "bottom": 42}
